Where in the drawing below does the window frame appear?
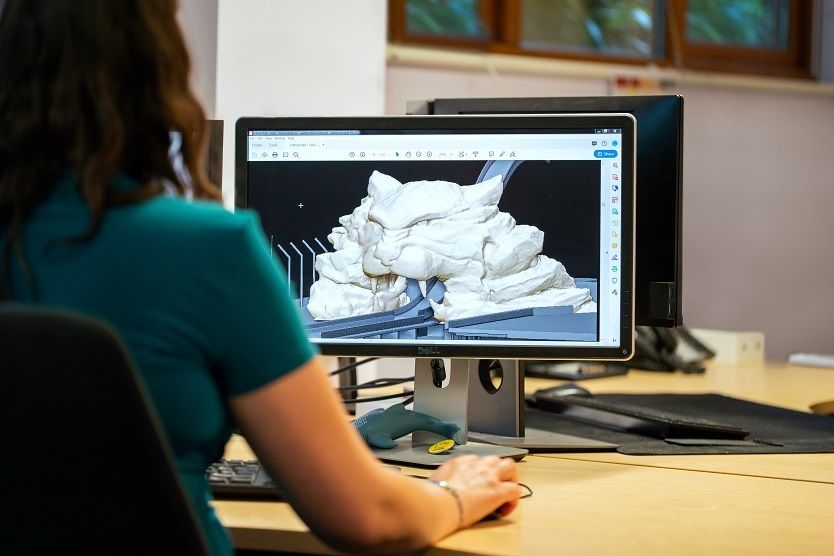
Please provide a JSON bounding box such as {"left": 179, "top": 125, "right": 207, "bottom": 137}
{"left": 388, "top": 0, "right": 498, "bottom": 49}
{"left": 669, "top": 0, "right": 812, "bottom": 78}
{"left": 387, "top": 0, "right": 814, "bottom": 79}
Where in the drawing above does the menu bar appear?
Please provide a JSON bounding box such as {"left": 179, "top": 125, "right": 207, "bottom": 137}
{"left": 248, "top": 133, "right": 621, "bottom": 162}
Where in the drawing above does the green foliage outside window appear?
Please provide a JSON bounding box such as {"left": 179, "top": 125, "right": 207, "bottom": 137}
{"left": 686, "top": 0, "right": 789, "bottom": 49}
{"left": 406, "top": 0, "right": 486, "bottom": 39}
{"left": 522, "top": 0, "right": 656, "bottom": 58}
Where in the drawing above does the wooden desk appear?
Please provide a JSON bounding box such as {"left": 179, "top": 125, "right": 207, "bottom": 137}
{"left": 213, "top": 363, "right": 834, "bottom": 555}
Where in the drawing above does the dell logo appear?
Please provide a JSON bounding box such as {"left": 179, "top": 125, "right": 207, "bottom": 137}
{"left": 417, "top": 346, "right": 441, "bottom": 356}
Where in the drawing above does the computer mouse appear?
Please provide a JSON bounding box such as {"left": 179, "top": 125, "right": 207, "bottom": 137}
{"left": 539, "top": 383, "right": 592, "bottom": 398}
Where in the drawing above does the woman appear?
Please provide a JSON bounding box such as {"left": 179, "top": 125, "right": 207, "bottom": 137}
{"left": 0, "top": 1, "right": 520, "bottom": 555}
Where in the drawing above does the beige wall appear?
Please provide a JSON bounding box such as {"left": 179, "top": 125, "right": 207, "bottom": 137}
{"left": 386, "top": 64, "right": 834, "bottom": 361}
{"left": 178, "top": 0, "right": 219, "bottom": 116}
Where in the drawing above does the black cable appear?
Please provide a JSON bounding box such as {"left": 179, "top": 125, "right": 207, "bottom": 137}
{"left": 336, "top": 377, "right": 414, "bottom": 392}
{"left": 342, "top": 391, "right": 414, "bottom": 405}
{"left": 329, "top": 356, "right": 379, "bottom": 377}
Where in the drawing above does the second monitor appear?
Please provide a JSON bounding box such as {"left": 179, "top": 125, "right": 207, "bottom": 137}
{"left": 414, "top": 95, "right": 684, "bottom": 329}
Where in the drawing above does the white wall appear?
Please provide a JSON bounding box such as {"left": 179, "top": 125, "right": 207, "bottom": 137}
{"left": 214, "top": 0, "right": 388, "bottom": 203}
{"left": 680, "top": 85, "right": 834, "bottom": 360}
{"left": 386, "top": 64, "right": 834, "bottom": 361}
{"left": 178, "top": 0, "right": 219, "bottom": 116}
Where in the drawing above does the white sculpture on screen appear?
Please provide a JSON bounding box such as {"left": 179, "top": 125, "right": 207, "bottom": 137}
{"left": 306, "top": 171, "right": 596, "bottom": 322}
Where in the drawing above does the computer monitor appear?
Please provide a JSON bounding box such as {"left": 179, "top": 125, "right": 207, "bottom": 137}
{"left": 413, "top": 96, "right": 683, "bottom": 328}
{"left": 237, "top": 114, "right": 635, "bottom": 362}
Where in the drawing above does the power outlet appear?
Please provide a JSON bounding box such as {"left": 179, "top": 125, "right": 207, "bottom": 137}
{"left": 690, "top": 328, "right": 765, "bottom": 365}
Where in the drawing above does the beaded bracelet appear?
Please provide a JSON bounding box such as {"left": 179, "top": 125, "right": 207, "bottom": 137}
{"left": 431, "top": 480, "right": 464, "bottom": 529}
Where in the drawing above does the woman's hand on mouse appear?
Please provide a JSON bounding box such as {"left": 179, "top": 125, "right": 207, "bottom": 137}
{"left": 428, "top": 454, "right": 520, "bottom": 528}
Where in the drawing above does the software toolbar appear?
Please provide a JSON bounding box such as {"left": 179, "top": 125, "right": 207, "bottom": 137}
{"left": 247, "top": 132, "right": 621, "bottom": 162}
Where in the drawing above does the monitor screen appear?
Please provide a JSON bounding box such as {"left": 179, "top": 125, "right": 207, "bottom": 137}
{"left": 236, "top": 115, "right": 635, "bottom": 360}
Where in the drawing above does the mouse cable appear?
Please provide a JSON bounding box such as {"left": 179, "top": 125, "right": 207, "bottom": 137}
{"left": 408, "top": 474, "right": 534, "bottom": 500}
{"left": 329, "top": 357, "right": 379, "bottom": 377}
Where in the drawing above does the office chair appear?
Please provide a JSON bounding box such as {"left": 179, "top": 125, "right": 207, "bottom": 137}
{"left": 0, "top": 304, "right": 210, "bottom": 555}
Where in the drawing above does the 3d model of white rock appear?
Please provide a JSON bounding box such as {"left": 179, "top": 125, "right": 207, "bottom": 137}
{"left": 306, "top": 170, "right": 596, "bottom": 321}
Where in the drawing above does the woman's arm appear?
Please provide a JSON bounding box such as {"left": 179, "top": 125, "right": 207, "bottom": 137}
{"left": 229, "top": 356, "right": 519, "bottom": 555}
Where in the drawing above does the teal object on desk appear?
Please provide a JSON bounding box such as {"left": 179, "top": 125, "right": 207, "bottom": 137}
{"left": 354, "top": 403, "right": 462, "bottom": 449}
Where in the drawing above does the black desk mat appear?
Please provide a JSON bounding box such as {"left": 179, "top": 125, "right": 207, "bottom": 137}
{"left": 526, "top": 393, "right": 834, "bottom": 455}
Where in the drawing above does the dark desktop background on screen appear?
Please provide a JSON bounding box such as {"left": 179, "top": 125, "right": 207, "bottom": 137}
{"left": 248, "top": 159, "right": 601, "bottom": 300}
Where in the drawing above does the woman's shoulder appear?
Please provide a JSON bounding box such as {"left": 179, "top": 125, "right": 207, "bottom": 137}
{"left": 125, "top": 194, "right": 260, "bottom": 238}
{"left": 110, "top": 194, "right": 268, "bottom": 264}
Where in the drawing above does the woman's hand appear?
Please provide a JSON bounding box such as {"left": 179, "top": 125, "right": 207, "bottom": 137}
{"left": 428, "top": 455, "right": 520, "bottom": 528}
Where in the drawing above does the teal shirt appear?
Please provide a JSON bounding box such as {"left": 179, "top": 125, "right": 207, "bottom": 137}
{"left": 2, "top": 175, "right": 316, "bottom": 555}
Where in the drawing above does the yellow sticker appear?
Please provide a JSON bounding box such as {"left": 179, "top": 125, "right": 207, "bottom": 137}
{"left": 428, "top": 439, "right": 455, "bottom": 455}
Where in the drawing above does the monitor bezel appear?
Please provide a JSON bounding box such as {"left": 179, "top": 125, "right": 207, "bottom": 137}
{"left": 236, "top": 114, "right": 635, "bottom": 361}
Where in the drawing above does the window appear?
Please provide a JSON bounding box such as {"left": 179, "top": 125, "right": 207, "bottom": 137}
{"left": 390, "top": 0, "right": 495, "bottom": 46}
{"left": 670, "top": 0, "right": 810, "bottom": 77}
{"left": 686, "top": 0, "right": 790, "bottom": 48}
{"left": 403, "top": 0, "right": 490, "bottom": 41}
{"left": 519, "top": 0, "right": 662, "bottom": 60}
{"left": 389, "top": 0, "right": 813, "bottom": 78}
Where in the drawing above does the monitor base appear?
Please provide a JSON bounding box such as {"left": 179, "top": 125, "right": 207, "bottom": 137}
{"left": 468, "top": 428, "right": 617, "bottom": 451}
{"left": 412, "top": 358, "right": 617, "bottom": 452}
{"left": 371, "top": 438, "right": 527, "bottom": 468}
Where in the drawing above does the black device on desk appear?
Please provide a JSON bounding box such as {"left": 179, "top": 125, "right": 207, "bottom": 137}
{"left": 524, "top": 360, "right": 629, "bottom": 380}
{"left": 629, "top": 326, "right": 715, "bottom": 373}
{"left": 206, "top": 459, "right": 284, "bottom": 500}
{"left": 207, "top": 456, "right": 404, "bottom": 500}
{"left": 530, "top": 385, "right": 749, "bottom": 440}
{"left": 525, "top": 326, "right": 715, "bottom": 380}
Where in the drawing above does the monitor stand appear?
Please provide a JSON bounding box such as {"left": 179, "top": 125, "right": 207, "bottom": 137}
{"left": 371, "top": 358, "right": 528, "bottom": 467}
{"left": 413, "top": 358, "right": 617, "bottom": 452}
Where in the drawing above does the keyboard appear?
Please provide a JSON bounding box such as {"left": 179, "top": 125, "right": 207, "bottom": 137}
{"left": 206, "top": 459, "right": 284, "bottom": 500}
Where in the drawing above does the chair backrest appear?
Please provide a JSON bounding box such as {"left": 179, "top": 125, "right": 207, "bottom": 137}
{"left": 0, "top": 304, "right": 210, "bottom": 555}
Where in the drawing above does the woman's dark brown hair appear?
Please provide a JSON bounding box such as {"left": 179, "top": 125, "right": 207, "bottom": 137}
{"left": 0, "top": 0, "right": 220, "bottom": 296}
